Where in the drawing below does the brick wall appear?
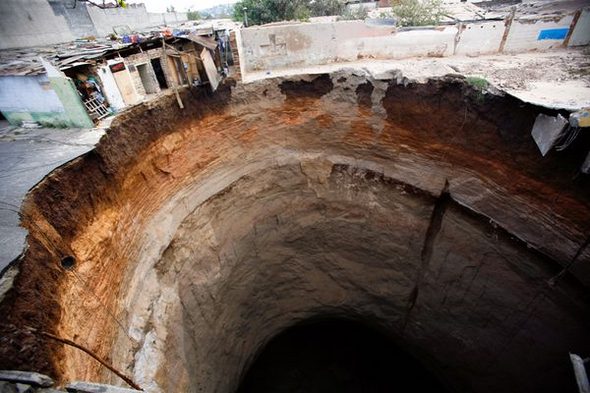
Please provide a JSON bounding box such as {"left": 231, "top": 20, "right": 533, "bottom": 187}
{"left": 229, "top": 31, "right": 241, "bottom": 82}
{"left": 124, "top": 50, "right": 169, "bottom": 95}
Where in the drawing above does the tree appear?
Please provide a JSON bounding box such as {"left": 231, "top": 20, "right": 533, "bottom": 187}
{"left": 71, "top": 0, "right": 127, "bottom": 8}
{"left": 309, "top": 0, "right": 344, "bottom": 17}
{"left": 187, "top": 9, "right": 201, "bottom": 20}
{"left": 391, "top": 0, "right": 445, "bottom": 27}
{"left": 233, "top": 0, "right": 345, "bottom": 25}
{"left": 338, "top": 5, "right": 368, "bottom": 20}
{"left": 166, "top": 5, "right": 176, "bottom": 12}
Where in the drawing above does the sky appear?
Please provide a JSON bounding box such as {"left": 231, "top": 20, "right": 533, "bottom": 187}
{"left": 127, "top": 0, "right": 237, "bottom": 12}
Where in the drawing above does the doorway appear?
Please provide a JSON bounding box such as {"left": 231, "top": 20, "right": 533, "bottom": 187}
{"left": 150, "top": 58, "right": 168, "bottom": 90}
{"left": 137, "top": 64, "right": 158, "bottom": 95}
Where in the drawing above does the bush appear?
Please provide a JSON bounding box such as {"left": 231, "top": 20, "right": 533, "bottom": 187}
{"left": 391, "top": 0, "right": 445, "bottom": 27}
{"left": 338, "top": 6, "right": 369, "bottom": 21}
{"left": 466, "top": 76, "right": 489, "bottom": 91}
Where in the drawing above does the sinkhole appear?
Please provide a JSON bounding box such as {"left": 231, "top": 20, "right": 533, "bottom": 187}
{"left": 237, "top": 319, "right": 448, "bottom": 393}
{"left": 0, "top": 72, "right": 589, "bottom": 393}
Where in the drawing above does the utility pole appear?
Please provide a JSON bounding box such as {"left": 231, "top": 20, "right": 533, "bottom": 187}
{"left": 243, "top": 7, "right": 248, "bottom": 27}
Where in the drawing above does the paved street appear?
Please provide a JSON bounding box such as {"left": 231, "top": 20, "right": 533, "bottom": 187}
{"left": 0, "top": 121, "right": 104, "bottom": 270}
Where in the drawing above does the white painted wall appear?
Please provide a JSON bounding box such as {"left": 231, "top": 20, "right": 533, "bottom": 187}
{"left": 97, "top": 65, "right": 126, "bottom": 111}
{"left": 569, "top": 8, "right": 590, "bottom": 46}
{"left": 504, "top": 15, "right": 573, "bottom": 53}
{"left": 455, "top": 21, "right": 505, "bottom": 56}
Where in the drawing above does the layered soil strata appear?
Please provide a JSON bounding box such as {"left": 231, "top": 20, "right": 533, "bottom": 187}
{"left": 0, "top": 72, "right": 589, "bottom": 393}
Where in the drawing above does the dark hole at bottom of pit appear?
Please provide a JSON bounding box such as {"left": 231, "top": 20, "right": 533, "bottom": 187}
{"left": 236, "top": 319, "right": 449, "bottom": 393}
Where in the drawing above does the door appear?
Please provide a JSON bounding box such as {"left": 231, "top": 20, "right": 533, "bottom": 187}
{"left": 109, "top": 61, "right": 140, "bottom": 105}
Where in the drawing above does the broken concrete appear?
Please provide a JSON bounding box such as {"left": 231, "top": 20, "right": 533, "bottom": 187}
{"left": 0, "top": 370, "right": 54, "bottom": 387}
{"left": 531, "top": 113, "right": 568, "bottom": 155}
{"left": 0, "top": 72, "right": 589, "bottom": 393}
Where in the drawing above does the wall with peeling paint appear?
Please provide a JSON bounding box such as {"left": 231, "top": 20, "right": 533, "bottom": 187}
{"left": 238, "top": 8, "right": 589, "bottom": 73}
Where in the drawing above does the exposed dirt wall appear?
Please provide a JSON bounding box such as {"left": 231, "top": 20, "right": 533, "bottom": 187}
{"left": 0, "top": 73, "right": 589, "bottom": 393}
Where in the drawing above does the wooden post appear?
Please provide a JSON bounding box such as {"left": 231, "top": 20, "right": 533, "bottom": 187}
{"left": 499, "top": 7, "right": 516, "bottom": 53}
{"left": 563, "top": 10, "right": 582, "bottom": 48}
{"left": 163, "top": 38, "right": 184, "bottom": 109}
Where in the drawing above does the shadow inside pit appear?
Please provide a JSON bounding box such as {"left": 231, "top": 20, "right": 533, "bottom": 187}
{"left": 236, "top": 319, "right": 448, "bottom": 393}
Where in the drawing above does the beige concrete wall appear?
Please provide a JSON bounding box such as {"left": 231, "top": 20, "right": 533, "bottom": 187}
{"left": 0, "top": 0, "right": 75, "bottom": 50}
{"left": 455, "top": 21, "right": 505, "bottom": 56}
{"left": 504, "top": 14, "right": 574, "bottom": 53}
{"left": 0, "top": 1, "right": 189, "bottom": 49}
{"left": 238, "top": 8, "right": 589, "bottom": 74}
{"left": 569, "top": 8, "right": 590, "bottom": 47}
{"left": 240, "top": 21, "right": 457, "bottom": 72}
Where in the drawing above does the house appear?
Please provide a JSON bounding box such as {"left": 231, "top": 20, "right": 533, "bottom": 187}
{"left": 0, "top": 30, "right": 228, "bottom": 128}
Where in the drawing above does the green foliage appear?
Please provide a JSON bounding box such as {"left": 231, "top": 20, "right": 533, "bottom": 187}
{"left": 338, "top": 5, "right": 369, "bottom": 21}
{"left": 233, "top": 0, "right": 345, "bottom": 25}
{"left": 294, "top": 4, "right": 311, "bottom": 22}
{"left": 187, "top": 9, "right": 201, "bottom": 20}
{"left": 466, "top": 76, "right": 489, "bottom": 103}
{"left": 391, "top": 0, "right": 445, "bottom": 27}
{"left": 466, "top": 76, "right": 489, "bottom": 90}
{"left": 309, "top": 0, "right": 345, "bottom": 17}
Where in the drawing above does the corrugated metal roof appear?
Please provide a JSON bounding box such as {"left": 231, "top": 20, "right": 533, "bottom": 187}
{"left": 186, "top": 33, "right": 218, "bottom": 50}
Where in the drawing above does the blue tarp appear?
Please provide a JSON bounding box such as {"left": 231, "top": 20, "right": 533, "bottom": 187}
{"left": 537, "top": 28, "right": 569, "bottom": 40}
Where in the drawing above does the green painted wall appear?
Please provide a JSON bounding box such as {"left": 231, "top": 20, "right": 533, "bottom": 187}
{"left": 1, "top": 76, "right": 94, "bottom": 128}
{"left": 49, "top": 77, "right": 94, "bottom": 128}
{"left": 3, "top": 110, "right": 75, "bottom": 128}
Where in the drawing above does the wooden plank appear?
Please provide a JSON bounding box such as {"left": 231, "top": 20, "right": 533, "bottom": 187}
{"left": 200, "top": 48, "right": 220, "bottom": 92}
{"left": 498, "top": 7, "right": 516, "bottom": 53}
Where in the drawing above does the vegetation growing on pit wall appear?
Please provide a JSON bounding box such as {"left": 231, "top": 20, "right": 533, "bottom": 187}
{"left": 466, "top": 76, "right": 489, "bottom": 90}
{"left": 390, "top": 0, "right": 445, "bottom": 27}
{"left": 466, "top": 76, "right": 490, "bottom": 103}
{"left": 233, "top": 0, "right": 345, "bottom": 25}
